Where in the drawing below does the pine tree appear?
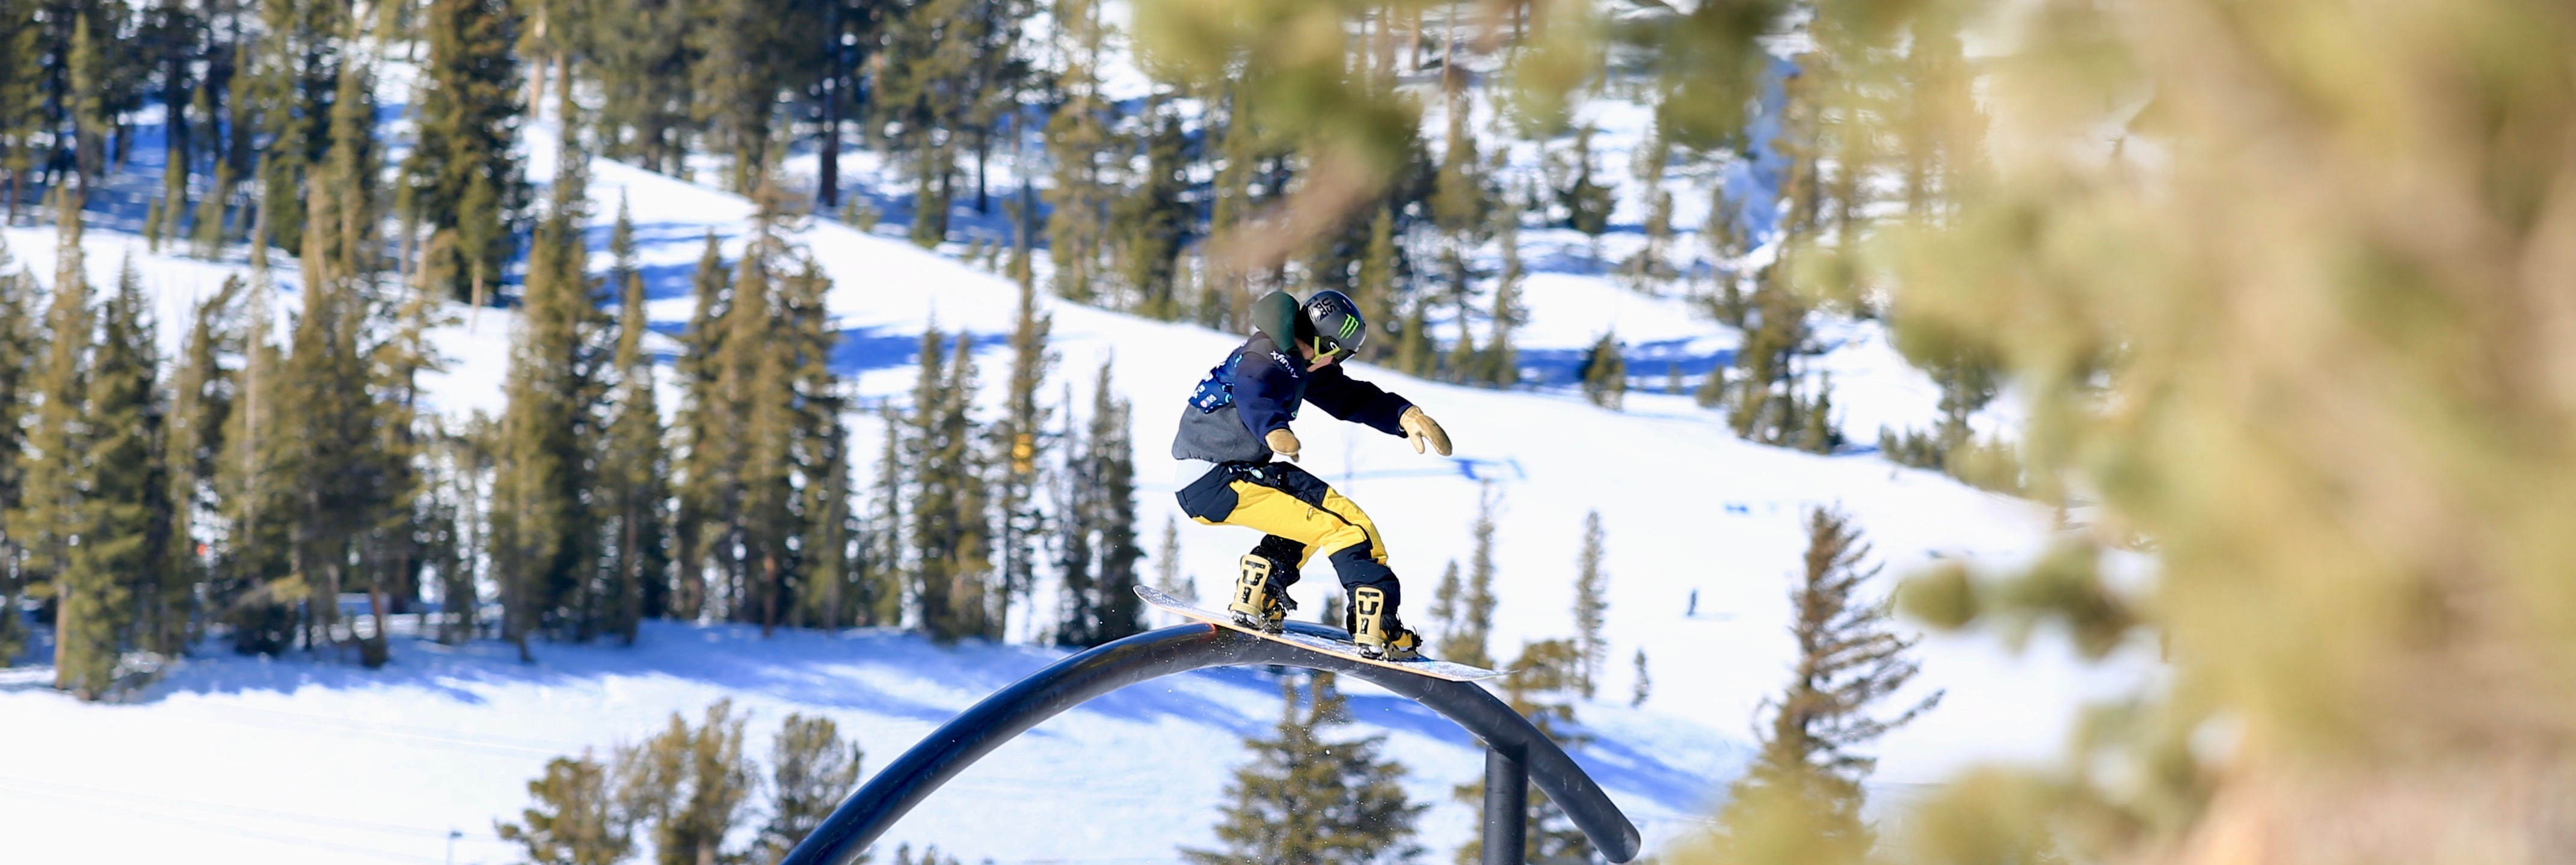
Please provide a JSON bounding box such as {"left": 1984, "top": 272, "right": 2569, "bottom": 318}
{"left": 672, "top": 231, "right": 730, "bottom": 621}
{"left": 491, "top": 118, "right": 604, "bottom": 655}
{"left": 164, "top": 278, "right": 242, "bottom": 653}
{"left": 688, "top": 0, "right": 811, "bottom": 192}
{"left": 867, "top": 400, "right": 906, "bottom": 628}
{"left": 17, "top": 214, "right": 91, "bottom": 688}
{"left": 84, "top": 258, "right": 178, "bottom": 666}
{"left": 1557, "top": 125, "right": 1614, "bottom": 256}
{"left": 1577, "top": 332, "right": 1626, "bottom": 409}
{"left": 0, "top": 240, "right": 45, "bottom": 662}
{"left": 51, "top": 256, "right": 151, "bottom": 698}
{"left": 1727, "top": 269, "right": 1811, "bottom": 444}
{"left": 1431, "top": 484, "right": 1500, "bottom": 668}
{"left": 590, "top": 0, "right": 697, "bottom": 174}
{"left": 1056, "top": 360, "right": 1140, "bottom": 647}
{"left": 283, "top": 156, "right": 392, "bottom": 662}
{"left": 992, "top": 278, "right": 1053, "bottom": 635}
{"left": 664, "top": 699, "right": 754, "bottom": 865}
{"left": 1085, "top": 360, "right": 1140, "bottom": 643}
{"left": 1182, "top": 673, "right": 1428, "bottom": 865}
{"left": 498, "top": 752, "right": 634, "bottom": 865}
{"left": 0, "top": 0, "right": 40, "bottom": 224}
{"left": 408, "top": 0, "right": 526, "bottom": 304}
{"left": 427, "top": 420, "right": 488, "bottom": 645}
{"left": 1619, "top": 123, "right": 1675, "bottom": 291}
{"left": 695, "top": 190, "right": 807, "bottom": 631}
{"left": 1703, "top": 188, "right": 1750, "bottom": 331}
{"left": 1709, "top": 508, "right": 1940, "bottom": 864}
{"left": 1114, "top": 102, "right": 1194, "bottom": 317}
{"left": 615, "top": 700, "right": 759, "bottom": 865}
{"left": 211, "top": 277, "right": 298, "bottom": 655}
{"left": 1041, "top": 0, "right": 1113, "bottom": 303}
{"left": 1352, "top": 206, "right": 1398, "bottom": 364}
{"left": 1154, "top": 515, "right": 1193, "bottom": 604}
{"left": 242, "top": 0, "right": 339, "bottom": 261}
{"left": 140, "top": 0, "right": 200, "bottom": 252}
{"left": 601, "top": 199, "right": 672, "bottom": 639}
{"left": 784, "top": 253, "right": 859, "bottom": 632}
{"left": 1572, "top": 510, "right": 1608, "bottom": 700}
{"left": 1630, "top": 648, "right": 1651, "bottom": 708}
{"left": 759, "top": 713, "right": 867, "bottom": 861}
{"left": 1483, "top": 202, "right": 1523, "bottom": 387}
{"left": 906, "top": 325, "right": 991, "bottom": 640}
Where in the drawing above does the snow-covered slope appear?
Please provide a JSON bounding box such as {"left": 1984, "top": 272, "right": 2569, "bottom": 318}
{"left": 0, "top": 81, "right": 2143, "bottom": 865}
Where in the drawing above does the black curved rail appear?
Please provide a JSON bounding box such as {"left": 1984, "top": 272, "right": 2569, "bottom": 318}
{"left": 780, "top": 623, "right": 1642, "bottom": 865}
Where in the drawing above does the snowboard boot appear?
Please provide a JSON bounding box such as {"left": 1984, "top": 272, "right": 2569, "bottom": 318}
{"left": 1228, "top": 554, "right": 1298, "bottom": 634}
{"left": 1349, "top": 585, "right": 1423, "bottom": 661}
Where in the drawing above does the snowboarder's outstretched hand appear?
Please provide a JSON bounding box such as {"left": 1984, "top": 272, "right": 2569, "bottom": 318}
{"left": 1267, "top": 428, "right": 1303, "bottom": 461}
{"left": 1401, "top": 407, "right": 1452, "bottom": 456}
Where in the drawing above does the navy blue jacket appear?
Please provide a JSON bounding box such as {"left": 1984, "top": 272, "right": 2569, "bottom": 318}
{"left": 1170, "top": 332, "right": 1414, "bottom": 464}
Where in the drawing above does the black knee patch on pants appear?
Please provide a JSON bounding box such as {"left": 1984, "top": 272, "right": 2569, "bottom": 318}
{"left": 1175, "top": 466, "right": 1241, "bottom": 521}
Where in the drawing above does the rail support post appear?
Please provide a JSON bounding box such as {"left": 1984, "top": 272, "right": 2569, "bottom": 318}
{"left": 1483, "top": 742, "right": 1529, "bottom": 865}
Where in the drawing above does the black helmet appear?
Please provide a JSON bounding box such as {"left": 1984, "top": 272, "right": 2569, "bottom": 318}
{"left": 1299, "top": 290, "right": 1368, "bottom": 359}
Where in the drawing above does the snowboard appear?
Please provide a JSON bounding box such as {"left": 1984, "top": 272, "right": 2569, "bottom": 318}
{"left": 1134, "top": 584, "right": 1507, "bottom": 682}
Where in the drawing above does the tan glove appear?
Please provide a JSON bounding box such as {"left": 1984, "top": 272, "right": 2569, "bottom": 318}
{"left": 1400, "top": 406, "right": 1452, "bottom": 456}
{"left": 1265, "top": 427, "right": 1302, "bottom": 462}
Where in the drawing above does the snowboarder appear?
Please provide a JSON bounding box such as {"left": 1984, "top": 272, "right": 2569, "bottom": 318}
{"left": 1170, "top": 289, "right": 1452, "bottom": 659}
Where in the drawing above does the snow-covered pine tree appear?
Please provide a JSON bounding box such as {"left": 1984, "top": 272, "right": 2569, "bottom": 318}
{"left": 1184, "top": 673, "right": 1427, "bottom": 865}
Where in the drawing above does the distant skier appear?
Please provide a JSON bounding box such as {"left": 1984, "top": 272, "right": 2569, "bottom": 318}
{"left": 1170, "top": 289, "right": 1452, "bottom": 659}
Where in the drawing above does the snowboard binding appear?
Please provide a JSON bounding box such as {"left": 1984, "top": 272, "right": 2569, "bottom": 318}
{"left": 1349, "top": 586, "right": 1422, "bottom": 661}
{"left": 1228, "top": 554, "right": 1297, "bottom": 634}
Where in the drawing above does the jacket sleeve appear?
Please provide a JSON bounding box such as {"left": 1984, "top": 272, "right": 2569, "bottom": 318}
{"left": 1233, "top": 347, "right": 1301, "bottom": 441}
{"left": 1306, "top": 365, "right": 1413, "bottom": 436}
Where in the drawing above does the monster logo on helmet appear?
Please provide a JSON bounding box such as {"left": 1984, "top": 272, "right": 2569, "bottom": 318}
{"left": 1299, "top": 290, "right": 1367, "bottom": 360}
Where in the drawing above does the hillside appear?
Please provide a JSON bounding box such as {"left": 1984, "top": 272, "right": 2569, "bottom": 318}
{"left": 0, "top": 27, "right": 2155, "bottom": 861}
